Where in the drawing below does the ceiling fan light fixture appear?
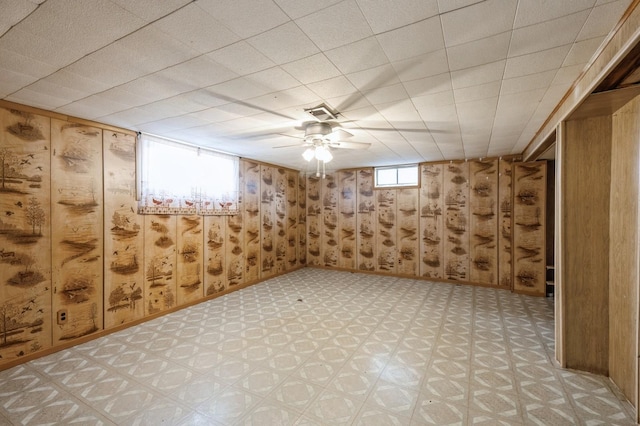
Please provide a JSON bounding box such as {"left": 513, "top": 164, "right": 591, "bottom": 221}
{"left": 302, "top": 147, "right": 315, "bottom": 161}
{"left": 314, "top": 145, "right": 333, "bottom": 163}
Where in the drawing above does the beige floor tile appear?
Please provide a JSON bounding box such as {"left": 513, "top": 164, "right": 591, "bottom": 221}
{"left": 412, "top": 395, "right": 467, "bottom": 425}
{"left": 366, "top": 379, "right": 419, "bottom": 417}
{"left": 237, "top": 399, "right": 301, "bottom": 426}
{"left": 269, "top": 378, "right": 323, "bottom": 411}
{"left": 195, "top": 386, "right": 260, "bottom": 424}
{"left": 304, "top": 389, "right": 364, "bottom": 425}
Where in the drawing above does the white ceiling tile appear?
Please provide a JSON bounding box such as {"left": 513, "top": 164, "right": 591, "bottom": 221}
{"left": 137, "top": 114, "right": 211, "bottom": 134}
{"left": 121, "top": 25, "right": 199, "bottom": 71}
{"left": 497, "top": 89, "right": 547, "bottom": 116}
{"left": 577, "top": 0, "right": 631, "bottom": 40}
{"left": 514, "top": 0, "right": 595, "bottom": 28}
{"left": 245, "top": 67, "right": 301, "bottom": 92}
{"left": 325, "top": 37, "right": 388, "bottom": 74}
{"left": 109, "top": 0, "right": 191, "bottom": 22}
{"left": 189, "top": 107, "right": 240, "bottom": 124}
{"left": 274, "top": 0, "right": 342, "bottom": 19}
{"left": 13, "top": 0, "right": 144, "bottom": 60}
{"left": 55, "top": 95, "right": 131, "bottom": 120}
{"left": 0, "top": 68, "right": 38, "bottom": 98}
{"left": 437, "top": 0, "right": 484, "bottom": 14}
{"left": 500, "top": 70, "right": 557, "bottom": 95}
{"left": 441, "top": 0, "right": 517, "bottom": 47}
{"left": 364, "top": 83, "right": 409, "bottom": 106}
{"left": 377, "top": 99, "right": 424, "bottom": 125}
{"left": 248, "top": 21, "right": 319, "bottom": 65}
{"left": 446, "top": 32, "right": 511, "bottom": 71}
{"left": 7, "top": 87, "right": 70, "bottom": 110}
{"left": 456, "top": 97, "right": 498, "bottom": 121}
{"left": 394, "top": 50, "right": 449, "bottom": 82}
{"left": 376, "top": 16, "right": 444, "bottom": 62}
{"left": 0, "top": 27, "right": 80, "bottom": 69}
{"left": 155, "top": 3, "right": 240, "bottom": 54}
{"left": 403, "top": 73, "right": 452, "bottom": 98}
{"left": 0, "top": 0, "right": 39, "bottom": 35}
{"left": 0, "top": 47, "right": 57, "bottom": 85}
{"left": 509, "top": 10, "right": 590, "bottom": 57}
{"left": 98, "top": 109, "right": 149, "bottom": 129}
{"left": 507, "top": 44, "right": 542, "bottom": 75}
{"left": 453, "top": 81, "right": 501, "bottom": 103}
{"left": 296, "top": 0, "right": 373, "bottom": 51}
{"left": 246, "top": 86, "right": 321, "bottom": 116}
{"left": 38, "top": 70, "right": 110, "bottom": 97}
{"left": 207, "top": 41, "right": 276, "bottom": 76}
{"left": 356, "top": 0, "right": 439, "bottom": 34}
{"left": 450, "top": 60, "right": 506, "bottom": 89}
{"left": 281, "top": 53, "right": 341, "bottom": 85}
{"left": 327, "top": 93, "right": 373, "bottom": 113}
{"left": 63, "top": 47, "right": 144, "bottom": 87}
{"left": 307, "top": 76, "right": 358, "bottom": 100}
{"left": 563, "top": 37, "right": 605, "bottom": 66}
{"left": 552, "top": 64, "right": 587, "bottom": 86}
{"left": 15, "top": 79, "right": 88, "bottom": 105}
{"left": 208, "top": 78, "right": 272, "bottom": 104}
{"left": 346, "top": 64, "right": 400, "bottom": 93}
{"left": 156, "top": 57, "right": 238, "bottom": 92}
{"left": 136, "top": 97, "right": 201, "bottom": 122}
{"left": 503, "top": 45, "right": 571, "bottom": 78}
{"left": 434, "top": 138, "right": 465, "bottom": 159}
{"left": 164, "top": 90, "right": 231, "bottom": 114}
{"left": 196, "top": 0, "right": 290, "bottom": 38}
{"left": 96, "top": 84, "right": 161, "bottom": 109}
{"left": 413, "top": 90, "right": 456, "bottom": 112}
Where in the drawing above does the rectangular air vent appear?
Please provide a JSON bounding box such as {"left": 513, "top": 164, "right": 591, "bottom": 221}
{"left": 304, "top": 103, "right": 338, "bottom": 121}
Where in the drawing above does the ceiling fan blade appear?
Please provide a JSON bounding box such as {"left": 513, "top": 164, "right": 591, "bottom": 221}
{"left": 329, "top": 128, "right": 353, "bottom": 141}
{"left": 338, "top": 57, "right": 423, "bottom": 111}
{"left": 328, "top": 141, "right": 371, "bottom": 150}
{"left": 273, "top": 142, "right": 307, "bottom": 149}
{"left": 358, "top": 126, "right": 448, "bottom": 134}
{"left": 208, "top": 91, "right": 296, "bottom": 121}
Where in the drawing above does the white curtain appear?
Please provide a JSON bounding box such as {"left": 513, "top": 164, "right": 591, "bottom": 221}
{"left": 137, "top": 133, "right": 239, "bottom": 215}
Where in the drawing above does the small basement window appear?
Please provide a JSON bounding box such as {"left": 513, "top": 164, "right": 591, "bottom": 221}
{"left": 374, "top": 164, "right": 419, "bottom": 188}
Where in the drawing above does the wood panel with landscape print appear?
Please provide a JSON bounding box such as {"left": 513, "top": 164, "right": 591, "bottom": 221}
{"left": 51, "top": 119, "right": 103, "bottom": 343}
{"left": 103, "top": 131, "right": 144, "bottom": 328}
{"left": 0, "top": 107, "right": 51, "bottom": 361}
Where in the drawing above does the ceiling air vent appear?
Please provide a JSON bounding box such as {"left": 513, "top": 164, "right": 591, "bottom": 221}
{"left": 304, "top": 103, "right": 338, "bottom": 121}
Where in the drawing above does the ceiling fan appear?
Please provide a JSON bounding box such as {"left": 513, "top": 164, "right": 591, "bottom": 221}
{"left": 273, "top": 104, "right": 371, "bottom": 178}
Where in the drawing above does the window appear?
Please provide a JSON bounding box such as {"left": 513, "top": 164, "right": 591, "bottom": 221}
{"left": 137, "top": 133, "right": 239, "bottom": 215}
{"left": 374, "top": 164, "right": 419, "bottom": 187}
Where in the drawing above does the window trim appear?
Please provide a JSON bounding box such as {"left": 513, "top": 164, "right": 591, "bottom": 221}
{"left": 374, "top": 164, "right": 420, "bottom": 188}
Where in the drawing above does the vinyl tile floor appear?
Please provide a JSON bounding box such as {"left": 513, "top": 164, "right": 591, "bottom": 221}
{"left": 0, "top": 268, "right": 636, "bottom": 425}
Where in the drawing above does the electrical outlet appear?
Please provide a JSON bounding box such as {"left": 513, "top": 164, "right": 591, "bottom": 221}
{"left": 57, "top": 309, "right": 68, "bottom": 325}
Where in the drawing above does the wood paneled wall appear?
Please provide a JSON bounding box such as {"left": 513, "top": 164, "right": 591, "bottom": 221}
{"left": 513, "top": 161, "right": 547, "bottom": 295}
{"left": 104, "top": 131, "right": 144, "bottom": 328}
{"left": 307, "top": 158, "right": 545, "bottom": 291}
{"left": 0, "top": 108, "right": 52, "bottom": 357}
{"left": 0, "top": 104, "right": 302, "bottom": 368}
{"left": 609, "top": 96, "right": 639, "bottom": 407}
{"left": 560, "top": 115, "right": 612, "bottom": 375}
{"left": 51, "top": 120, "right": 104, "bottom": 343}
{"left": 420, "top": 164, "right": 444, "bottom": 279}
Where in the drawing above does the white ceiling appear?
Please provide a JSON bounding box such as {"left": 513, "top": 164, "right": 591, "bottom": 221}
{"left": 0, "top": 0, "right": 632, "bottom": 173}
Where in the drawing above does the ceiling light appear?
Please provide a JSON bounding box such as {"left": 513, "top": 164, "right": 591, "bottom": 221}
{"left": 302, "top": 147, "right": 315, "bottom": 161}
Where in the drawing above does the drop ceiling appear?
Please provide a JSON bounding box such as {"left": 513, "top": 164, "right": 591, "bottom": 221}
{"left": 0, "top": 0, "right": 633, "bottom": 173}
